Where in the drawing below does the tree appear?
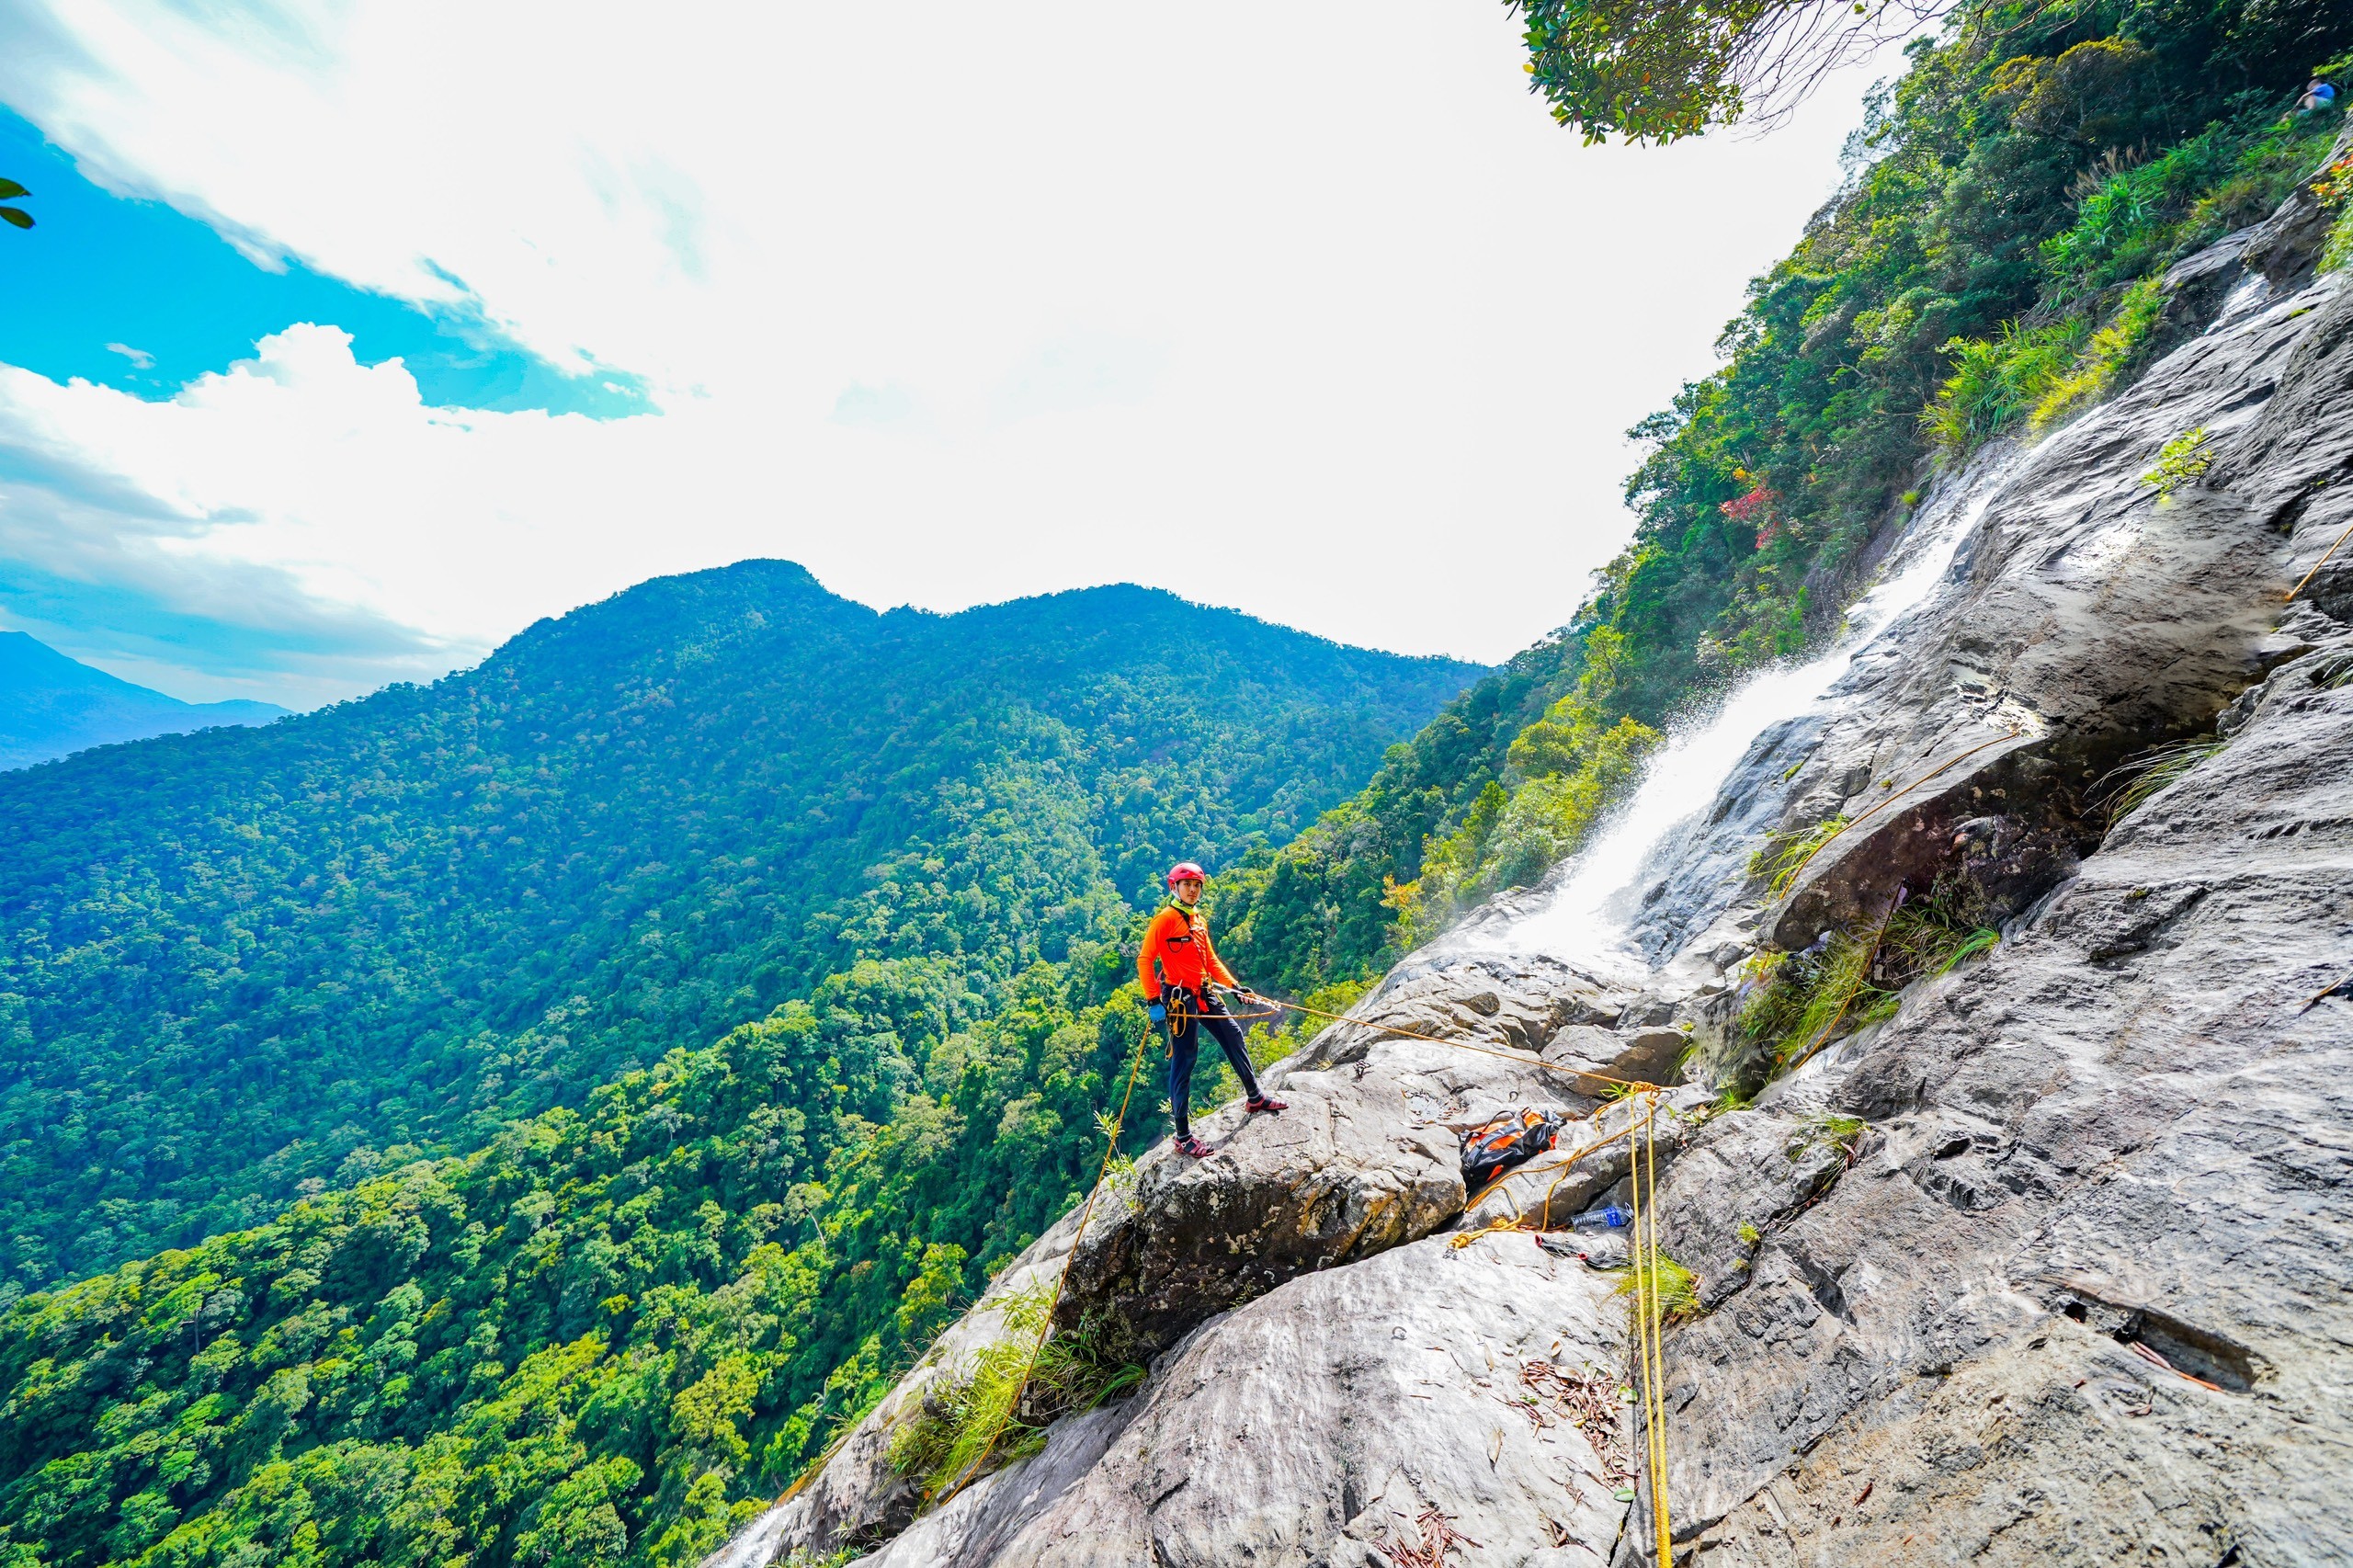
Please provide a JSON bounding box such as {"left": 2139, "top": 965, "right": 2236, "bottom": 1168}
{"left": 0, "top": 178, "right": 30, "bottom": 230}
{"left": 1510, "top": 0, "right": 1950, "bottom": 142}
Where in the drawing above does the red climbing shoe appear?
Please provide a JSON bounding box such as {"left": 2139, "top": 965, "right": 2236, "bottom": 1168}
{"left": 1174, "top": 1133, "right": 1211, "bottom": 1158}
{"left": 1245, "top": 1095, "right": 1288, "bottom": 1115}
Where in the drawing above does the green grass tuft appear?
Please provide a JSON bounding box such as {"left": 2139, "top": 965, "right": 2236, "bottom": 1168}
{"left": 1936, "top": 927, "right": 2001, "bottom": 974}
{"left": 1747, "top": 814, "right": 1850, "bottom": 899}
{"left": 886, "top": 1285, "right": 1144, "bottom": 1499}
{"left": 1742, "top": 875, "right": 1995, "bottom": 1073}
{"left": 1811, "top": 1113, "right": 1868, "bottom": 1146}
{"left": 2094, "top": 737, "right": 2227, "bottom": 827}
{"left": 1614, "top": 1252, "right": 1703, "bottom": 1330}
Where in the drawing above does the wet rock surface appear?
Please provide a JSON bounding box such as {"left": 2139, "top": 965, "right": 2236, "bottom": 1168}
{"left": 1656, "top": 620, "right": 2353, "bottom": 1563}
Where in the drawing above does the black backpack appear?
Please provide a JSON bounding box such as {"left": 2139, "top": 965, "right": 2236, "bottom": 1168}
{"left": 1461, "top": 1108, "right": 1563, "bottom": 1191}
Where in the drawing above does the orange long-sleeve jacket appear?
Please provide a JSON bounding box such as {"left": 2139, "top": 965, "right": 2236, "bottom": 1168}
{"left": 1137, "top": 903, "right": 1236, "bottom": 1000}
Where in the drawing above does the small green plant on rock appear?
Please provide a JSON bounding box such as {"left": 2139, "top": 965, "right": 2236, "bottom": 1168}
{"left": 1095, "top": 1112, "right": 1141, "bottom": 1210}
{"left": 1615, "top": 1251, "right": 1702, "bottom": 1330}
{"left": 1747, "top": 814, "right": 1850, "bottom": 899}
{"left": 1736, "top": 1221, "right": 1762, "bottom": 1245}
{"left": 2142, "top": 426, "right": 2213, "bottom": 495}
{"left": 2094, "top": 736, "right": 2228, "bottom": 829}
{"left": 886, "top": 1284, "right": 1144, "bottom": 1498}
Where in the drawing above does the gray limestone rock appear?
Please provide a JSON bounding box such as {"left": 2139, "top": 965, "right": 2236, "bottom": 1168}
{"left": 1637, "top": 278, "right": 2353, "bottom": 1564}
{"left": 1056, "top": 960, "right": 1633, "bottom": 1358}
{"left": 951, "top": 1236, "right": 1632, "bottom": 1568}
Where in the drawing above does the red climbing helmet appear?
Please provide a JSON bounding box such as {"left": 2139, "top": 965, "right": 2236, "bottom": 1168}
{"left": 1165, "top": 860, "right": 1206, "bottom": 889}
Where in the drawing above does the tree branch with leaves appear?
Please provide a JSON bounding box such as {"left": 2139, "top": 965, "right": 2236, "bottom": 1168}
{"left": 1509, "top": 0, "right": 1954, "bottom": 142}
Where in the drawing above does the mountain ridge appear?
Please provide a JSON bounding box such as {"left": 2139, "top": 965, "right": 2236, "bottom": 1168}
{"left": 0, "top": 558, "right": 1481, "bottom": 1289}
{"left": 0, "top": 630, "right": 287, "bottom": 769}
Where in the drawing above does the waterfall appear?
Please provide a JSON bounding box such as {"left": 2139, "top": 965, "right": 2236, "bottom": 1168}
{"left": 1507, "top": 440, "right": 2036, "bottom": 975}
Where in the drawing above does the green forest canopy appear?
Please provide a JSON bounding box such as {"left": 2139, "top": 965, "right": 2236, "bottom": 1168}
{"left": 5, "top": 0, "right": 2351, "bottom": 1562}
{"left": 0, "top": 562, "right": 1476, "bottom": 1289}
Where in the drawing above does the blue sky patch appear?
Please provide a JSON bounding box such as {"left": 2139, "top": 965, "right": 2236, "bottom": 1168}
{"left": 0, "top": 108, "right": 649, "bottom": 417}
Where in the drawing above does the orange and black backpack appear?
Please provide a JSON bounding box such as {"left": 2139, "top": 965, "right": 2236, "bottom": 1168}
{"left": 1460, "top": 1108, "right": 1563, "bottom": 1191}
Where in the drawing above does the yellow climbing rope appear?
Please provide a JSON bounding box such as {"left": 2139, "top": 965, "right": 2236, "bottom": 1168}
{"left": 1626, "top": 1095, "right": 1674, "bottom": 1564}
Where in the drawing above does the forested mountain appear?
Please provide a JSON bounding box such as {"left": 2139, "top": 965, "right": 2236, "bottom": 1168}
{"left": 0, "top": 632, "right": 284, "bottom": 769}
{"left": 0, "top": 562, "right": 1475, "bottom": 1289}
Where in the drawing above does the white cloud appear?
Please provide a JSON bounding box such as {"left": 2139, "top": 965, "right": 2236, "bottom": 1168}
{"left": 0, "top": 0, "right": 1911, "bottom": 705}
{"left": 103, "top": 342, "right": 153, "bottom": 368}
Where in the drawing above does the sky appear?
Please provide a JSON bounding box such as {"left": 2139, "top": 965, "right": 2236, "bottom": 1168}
{"left": 0, "top": 2, "right": 1910, "bottom": 710}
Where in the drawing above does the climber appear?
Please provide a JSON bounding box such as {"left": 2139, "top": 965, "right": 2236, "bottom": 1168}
{"left": 1140, "top": 860, "right": 1286, "bottom": 1157}
{"left": 2299, "top": 74, "right": 2336, "bottom": 113}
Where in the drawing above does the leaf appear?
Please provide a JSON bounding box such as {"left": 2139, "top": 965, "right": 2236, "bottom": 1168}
{"left": 0, "top": 179, "right": 27, "bottom": 199}
{"left": 0, "top": 208, "right": 31, "bottom": 229}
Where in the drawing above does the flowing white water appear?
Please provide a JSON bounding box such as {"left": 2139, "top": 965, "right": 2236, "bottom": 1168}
{"left": 1508, "top": 450, "right": 2025, "bottom": 974}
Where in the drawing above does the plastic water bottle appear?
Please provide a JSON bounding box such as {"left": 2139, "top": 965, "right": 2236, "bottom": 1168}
{"left": 1571, "top": 1204, "right": 1631, "bottom": 1233}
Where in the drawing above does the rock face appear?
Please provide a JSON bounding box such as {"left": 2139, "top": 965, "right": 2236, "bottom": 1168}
{"left": 873, "top": 1237, "right": 1631, "bottom": 1568}
{"left": 1623, "top": 215, "right": 2353, "bottom": 1562}
{"left": 711, "top": 178, "right": 2353, "bottom": 1568}
{"left": 1655, "top": 618, "right": 2353, "bottom": 1562}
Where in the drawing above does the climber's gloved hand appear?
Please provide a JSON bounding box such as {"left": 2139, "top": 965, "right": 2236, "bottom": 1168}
{"left": 1147, "top": 1001, "right": 1167, "bottom": 1025}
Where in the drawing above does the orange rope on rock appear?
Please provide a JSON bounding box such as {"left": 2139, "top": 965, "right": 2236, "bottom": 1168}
{"left": 2285, "top": 515, "right": 2353, "bottom": 604}
{"left": 1774, "top": 728, "right": 2025, "bottom": 896}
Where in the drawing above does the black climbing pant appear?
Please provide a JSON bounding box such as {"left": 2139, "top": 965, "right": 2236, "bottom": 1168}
{"left": 1165, "top": 986, "right": 1260, "bottom": 1138}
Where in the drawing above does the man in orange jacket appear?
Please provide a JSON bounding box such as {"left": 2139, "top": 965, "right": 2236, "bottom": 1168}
{"left": 1139, "top": 860, "right": 1286, "bottom": 1157}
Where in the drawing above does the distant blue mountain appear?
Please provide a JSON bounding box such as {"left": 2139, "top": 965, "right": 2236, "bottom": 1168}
{"left": 0, "top": 631, "right": 287, "bottom": 768}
